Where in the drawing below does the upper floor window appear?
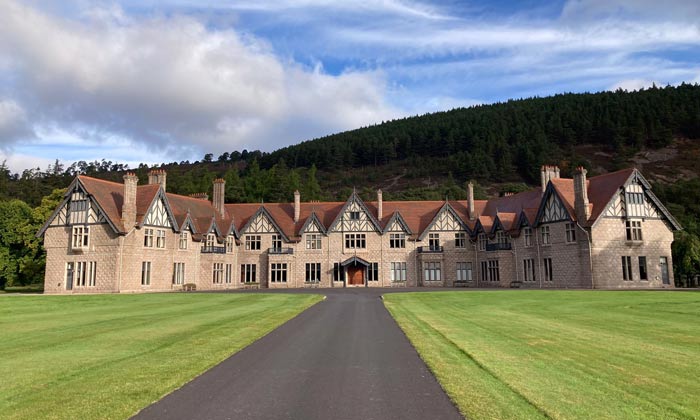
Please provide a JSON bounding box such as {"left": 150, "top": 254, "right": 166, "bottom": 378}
{"left": 156, "top": 230, "right": 166, "bottom": 248}
{"left": 144, "top": 228, "right": 154, "bottom": 247}
{"left": 72, "top": 225, "right": 90, "bottom": 249}
{"left": 455, "top": 232, "right": 466, "bottom": 248}
{"left": 496, "top": 231, "right": 509, "bottom": 245}
{"left": 245, "top": 235, "right": 261, "bottom": 250}
{"left": 626, "top": 220, "right": 642, "bottom": 241}
{"left": 226, "top": 235, "right": 235, "bottom": 253}
{"left": 349, "top": 211, "right": 361, "bottom": 220}
{"left": 69, "top": 197, "right": 88, "bottom": 224}
{"left": 271, "top": 234, "right": 282, "bottom": 251}
{"left": 565, "top": 223, "right": 576, "bottom": 243}
{"left": 541, "top": 226, "right": 551, "bottom": 245}
{"left": 478, "top": 233, "right": 487, "bottom": 251}
{"left": 179, "top": 232, "right": 188, "bottom": 250}
{"left": 524, "top": 228, "right": 533, "bottom": 247}
{"left": 206, "top": 233, "right": 216, "bottom": 248}
{"left": 428, "top": 233, "right": 440, "bottom": 250}
{"left": 345, "top": 233, "right": 366, "bottom": 249}
{"left": 306, "top": 234, "right": 322, "bottom": 250}
{"left": 390, "top": 233, "right": 406, "bottom": 249}
{"left": 627, "top": 192, "right": 644, "bottom": 205}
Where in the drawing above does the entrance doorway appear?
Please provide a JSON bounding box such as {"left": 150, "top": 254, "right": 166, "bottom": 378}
{"left": 347, "top": 266, "right": 365, "bottom": 286}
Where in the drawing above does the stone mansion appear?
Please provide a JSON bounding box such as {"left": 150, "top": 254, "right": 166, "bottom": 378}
{"left": 38, "top": 166, "right": 680, "bottom": 293}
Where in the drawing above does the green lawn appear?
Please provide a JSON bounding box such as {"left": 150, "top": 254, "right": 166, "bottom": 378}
{"left": 384, "top": 291, "right": 700, "bottom": 420}
{"left": 0, "top": 293, "right": 321, "bottom": 420}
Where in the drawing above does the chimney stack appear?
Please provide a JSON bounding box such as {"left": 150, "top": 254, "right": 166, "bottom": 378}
{"left": 377, "top": 189, "right": 383, "bottom": 220}
{"left": 212, "top": 178, "right": 226, "bottom": 219}
{"left": 467, "top": 181, "right": 475, "bottom": 221}
{"left": 574, "top": 166, "right": 591, "bottom": 223}
{"left": 540, "top": 165, "right": 561, "bottom": 192}
{"left": 293, "top": 190, "right": 300, "bottom": 223}
{"left": 148, "top": 169, "right": 167, "bottom": 192}
{"left": 122, "top": 172, "right": 138, "bottom": 230}
{"left": 189, "top": 193, "right": 209, "bottom": 200}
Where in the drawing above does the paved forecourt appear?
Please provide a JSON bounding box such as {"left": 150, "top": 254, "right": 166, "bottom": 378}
{"left": 133, "top": 288, "right": 462, "bottom": 420}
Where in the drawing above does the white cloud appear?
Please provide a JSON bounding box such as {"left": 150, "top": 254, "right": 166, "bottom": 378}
{"left": 0, "top": 100, "right": 34, "bottom": 148}
{"left": 560, "top": 0, "right": 700, "bottom": 23}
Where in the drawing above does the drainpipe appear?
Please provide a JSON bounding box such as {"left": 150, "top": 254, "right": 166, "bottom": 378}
{"left": 577, "top": 222, "right": 594, "bottom": 289}
{"left": 536, "top": 228, "right": 542, "bottom": 288}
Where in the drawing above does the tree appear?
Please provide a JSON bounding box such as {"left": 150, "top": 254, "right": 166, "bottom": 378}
{"left": 0, "top": 200, "right": 43, "bottom": 288}
{"left": 304, "top": 164, "right": 322, "bottom": 200}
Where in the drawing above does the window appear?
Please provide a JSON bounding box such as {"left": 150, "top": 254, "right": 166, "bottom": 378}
{"left": 456, "top": 262, "right": 472, "bottom": 282}
{"left": 306, "top": 234, "right": 322, "bottom": 250}
{"left": 179, "top": 232, "right": 188, "bottom": 250}
{"left": 272, "top": 234, "right": 282, "bottom": 250}
{"left": 144, "top": 228, "right": 154, "bottom": 247}
{"left": 173, "top": 262, "right": 185, "bottom": 285}
{"left": 480, "top": 261, "right": 488, "bottom": 282}
{"left": 638, "top": 256, "right": 647, "bottom": 281}
{"left": 565, "top": 223, "right": 576, "bottom": 243}
{"left": 390, "top": 233, "right": 406, "bottom": 249}
{"left": 65, "top": 262, "right": 75, "bottom": 289}
{"left": 241, "top": 264, "right": 257, "bottom": 283}
{"left": 306, "top": 263, "right": 321, "bottom": 283}
{"left": 627, "top": 192, "right": 644, "bottom": 205}
{"left": 226, "top": 236, "right": 235, "bottom": 253}
{"left": 524, "top": 228, "right": 533, "bottom": 247}
{"left": 333, "top": 263, "right": 346, "bottom": 282}
{"left": 69, "top": 198, "right": 89, "bottom": 224}
{"left": 391, "top": 262, "right": 407, "bottom": 282}
{"left": 478, "top": 233, "right": 487, "bottom": 251}
{"left": 367, "top": 262, "right": 379, "bottom": 281}
{"left": 270, "top": 263, "right": 288, "bottom": 283}
{"left": 344, "top": 233, "right": 366, "bottom": 249}
{"left": 206, "top": 233, "right": 216, "bottom": 248}
{"left": 487, "top": 260, "right": 500, "bottom": 282}
{"left": 423, "top": 262, "right": 441, "bottom": 281}
{"left": 523, "top": 258, "right": 536, "bottom": 282}
{"left": 141, "top": 261, "right": 151, "bottom": 286}
{"left": 626, "top": 220, "right": 643, "bottom": 241}
{"left": 496, "top": 231, "right": 509, "bottom": 245}
{"left": 156, "top": 229, "right": 166, "bottom": 248}
{"left": 75, "top": 261, "right": 89, "bottom": 287}
{"left": 455, "top": 232, "right": 466, "bottom": 248}
{"left": 543, "top": 258, "right": 553, "bottom": 282}
{"left": 225, "top": 264, "right": 232, "bottom": 284}
{"left": 72, "top": 225, "right": 90, "bottom": 249}
{"left": 541, "top": 226, "right": 550, "bottom": 245}
{"left": 349, "top": 211, "right": 360, "bottom": 220}
{"left": 213, "top": 263, "right": 224, "bottom": 284}
{"left": 429, "top": 233, "right": 440, "bottom": 250}
{"left": 245, "top": 235, "right": 261, "bottom": 250}
{"left": 622, "top": 256, "right": 633, "bottom": 281}
{"left": 87, "top": 261, "right": 96, "bottom": 286}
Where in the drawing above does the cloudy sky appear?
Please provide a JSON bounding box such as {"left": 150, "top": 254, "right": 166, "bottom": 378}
{"left": 1, "top": 0, "right": 699, "bottom": 173}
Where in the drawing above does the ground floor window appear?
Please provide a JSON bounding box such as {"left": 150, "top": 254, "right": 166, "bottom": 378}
{"left": 638, "top": 256, "right": 647, "bottom": 281}
{"left": 333, "top": 263, "right": 346, "bottom": 282}
{"left": 74, "top": 261, "right": 97, "bottom": 287}
{"left": 543, "top": 258, "right": 553, "bottom": 282}
{"left": 241, "top": 264, "right": 257, "bottom": 283}
{"left": 480, "top": 261, "right": 488, "bottom": 282}
{"left": 173, "top": 262, "right": 185, "bottom": 285}
{"left": 487, "top": 260, "right": 500, "bottom": 282}
{"left": 270, "top": 263, "right": 288, "bottom": 283}
{"left": 456, "top": 262, "right": 472, "bottom": 282}
{"left": 622, "top": 256, "right": 633, "bottom": 281}
{"left": 391, "top": 262, "right": 406, "bottom": 282}
{"left": 367, "top": 262, "right": 379, "bottom": 281}
{"left": 141, "top": 261, "right": 151, "bottom": 286}
{"left": 306, "top": 263, "right": 321, "bottom": 283}
{"left": 213, "top": 263, "right": 224, "bottom": 284}
{"left": 523, "top": 258, "right": 536, "bottom": 282}
{"left": 225, "top": 264, "right": 232, "bottom": 284}
{"left": 423, "top": 262, "right": 441, "bottom": 281}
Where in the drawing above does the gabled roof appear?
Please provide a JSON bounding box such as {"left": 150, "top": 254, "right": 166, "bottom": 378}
{"left": 327, "top": 191, "right": 382, "bottom": 232}
{"left": 381, "top": 211, "right": 412, "bottom": 235}
{"left": 417, "top": 201, "right": 470, "bottom": 240}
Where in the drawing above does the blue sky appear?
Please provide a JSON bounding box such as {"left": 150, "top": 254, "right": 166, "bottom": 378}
{"left": 1, "top": 0, "right": 699, "bottom": 173}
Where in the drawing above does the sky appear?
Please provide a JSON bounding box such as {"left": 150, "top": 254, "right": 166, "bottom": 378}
{"left": 1, "top": 0, "right": 699, "bottom": 173}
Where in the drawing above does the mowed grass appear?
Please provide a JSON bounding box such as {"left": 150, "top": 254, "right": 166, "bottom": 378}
{"left": 0, "top": 292, "right": 321, "bottom": 420}
{"left": 384, "top": 291, "right": 700, "bottom": 420}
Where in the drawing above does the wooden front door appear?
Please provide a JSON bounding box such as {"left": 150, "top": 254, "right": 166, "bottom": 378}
{"left": 347, "top": 266, "right": 364, "bottom": 286}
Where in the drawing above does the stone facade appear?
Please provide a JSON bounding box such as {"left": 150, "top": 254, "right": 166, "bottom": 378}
{"left": 38, "top": 166, "right": 681, "bottom": 293}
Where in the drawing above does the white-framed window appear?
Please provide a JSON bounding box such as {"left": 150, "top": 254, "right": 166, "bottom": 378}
{"left": 496, "top": 231, "right": 509, "bottom": 245}
{"left": 241, "top": 264, "right": 257, "bottom": 283}
{"left": 226, "top": 235, "right": 235, "bottom": 253}
{"left": 565, "top": 223, "right": 576, "bottom": 243}
{"left": 478, "top": 233, "right": 487, "bottom": 251}
{"left": 306, "top": 263, "right": 321, "bottom": 283}
{"left": 306, "top": 234, "right": 322, "bottom": 250}
{"left": 75, "top": 261, "right": 95, "bottom": 287}
{"left": 270, "top": 263, "right": 288, "bottom": 283}
{"left": 333, "top": 263, "right": 346, "bottom": 282}
{"left": 65, "top": 262, "right": 74, "bottom": 289}
{"left": 391, "top": 262, "right": 406, "bottom": 282}
{"left": 206, "top": 233, "right": 216, "bottom": 248}
{"left": 245, "top": 235, "right": 261, "bottom": 250}
{"left": 349, "top": 211, "right": 360, "bottom": 220}
{"left": 71, "top": 225, "right": 90, "bottom": 249}
{"left": 156, "top": 229, "right": 166, "bottom": 248}
{"left": 487, "top": 260, "right": 500, "bottom": 282}
{"left": 272, "top": 234, "right": 282, "bottom": 250}
{"left": 179, "top": 231, "right": 188, "bottom": 250}
{"left": 543, "top": 258, "right": 553, "bottom": 282}
{"left": 389, "top": 233, "right": 406, "bottom": 249}
{"left": 141, "top": 261, "right": 151, "bottom": 286}
{"left": 213, "top": 263, "right": 224, "bottom": 284}
{"left": 423, "top": 262, "right": 441, "bottom": 281}
{"left": 621, "top": 256, "right": 633, "bottom": 281}
{"left": 225, "top": 264, "right": 232, "bottom": 284}
{"left": 626, "top": 220, "right": 643, "bottom": 241}
{"left": 523, "top": 258, "right": 536, "bottom": 282}
{"left": 144, "top": 228, "right": 154, "bottom": 247}
{"left": 173, "top": 262, "right": 185, "bottom": 285}
{"left": 455, "top": 232, "right": 466, "bottom": 248}
{"left": 87, "top": 261, "right": 96, "bottom": 286}
{"left": 344, "top": 233, "right": 366, "bottom": 249}
{"left": 639, "top": 256, "right": 648, "bottom": 281}
{"left": 456, "top": 262, "right": 472, "bottom": 281}
{"left": 524, "top": 228, "right": 533, "bottom": 247}
{"left": 69, "top": 197, "right": 89, "bottom": 224}
{"left": 540, "top": 226, "right": 550, "bottom": 245}
{"left": 367, "top": 262, "right": 379, "bottom": 281}
{"left": 428, "top": 233, "right": 440, "bottom": 250}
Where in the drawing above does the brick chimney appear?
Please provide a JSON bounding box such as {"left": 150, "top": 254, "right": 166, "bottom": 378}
{"left": 122, "top": 172, "right": 138, "bottom": 230}
{"left": 574, "top": 166, "right": 591, "bottom": 223}
{"left": 467, "top": 181, "right": 475, "bottom": 221}
{"left": 212, "top": 178, "right": 226, "bottom": 219}
{"left": 377, "top": 189, "right": 383, "bottom": 220}
{"left": 540, "top": 165, "right": 561, "bottom": 192}
{"left": 293, "top": 190, "right": 300, "bottom": 223}
{"left": 148, "top": 169, "right": 167, "bottom": 192}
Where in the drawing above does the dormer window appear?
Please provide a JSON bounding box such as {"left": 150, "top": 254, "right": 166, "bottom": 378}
{"left": 226, "top": 235, "right": 235, "bottom": 253}
{"left": 496, "top": 231, "right": 509, "bottom": 245}
{"left": 179, "top": 232, "right": 188, "bottom": 250}
{"left": 72, "top": 226, "right": 89, "bottom": 249}
{"left": 272, "top": 234, "right": 282, "bottom": 251}
{"left": 206, "top": 233, "right": 216, "bottom": 248}
{"left": 478, "top": 233, "right": 487, "bottom": 251}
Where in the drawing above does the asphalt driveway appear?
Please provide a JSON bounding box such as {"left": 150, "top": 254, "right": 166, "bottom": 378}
{"left": 133, "top": 288, "right": 463, "bottom": 420}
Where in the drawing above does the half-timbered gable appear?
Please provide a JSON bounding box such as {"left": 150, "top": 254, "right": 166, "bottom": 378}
{"left": 328, "top": 193, "right": 381, "bottom": 233}
{"left": 418, "top": 203, "right": 467, "bottom": 240}
{"left": 383, "top": 212, "right": 412, "bottom": 235}
{"left": 241, "top": 207, "right": 289, "bottom": 240}
{"left": 300, "top": 212, "right": 327, "bottom": 235}
{"left": 536, "top": 186, "right": 571, "bottom": 224}
{"left": 141, "top": 191, "right": 177, "bottom": 229}
{"left": 40, "top": 179, "right": 111, "bottom": 234}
